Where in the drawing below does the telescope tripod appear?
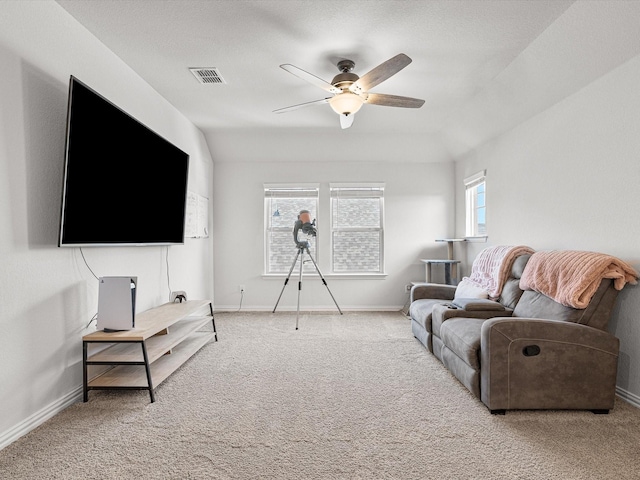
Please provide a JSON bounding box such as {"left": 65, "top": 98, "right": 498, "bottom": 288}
{"left": 273, "top": 244, "right": 342, "bottom": 330}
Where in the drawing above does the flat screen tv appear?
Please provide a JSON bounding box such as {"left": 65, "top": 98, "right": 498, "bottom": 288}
{"left": 59, "top": 76, "right": 189, "bottom": 247}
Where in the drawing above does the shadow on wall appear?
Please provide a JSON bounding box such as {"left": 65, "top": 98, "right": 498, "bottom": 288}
{"left": 609, "top": 282, "right": 640, "bottom": 392}
{"left": 21, "top": 61, "right": 68, "bottom": 249}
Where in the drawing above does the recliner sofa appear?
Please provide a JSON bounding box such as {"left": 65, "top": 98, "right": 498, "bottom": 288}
{"left": 410, "top": 248, "right": 637, "bottom": 414}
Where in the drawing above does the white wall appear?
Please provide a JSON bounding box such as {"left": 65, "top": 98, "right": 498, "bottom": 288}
{"left": 211, "top": 157, "right": 454, "bottom": 311}
{"left": 454, "top": 52, "right": 640, "bottom": 403}
{"left": 3, "top": 0, "right": 638, "bottom": 452}
{"left": 0, "top": 1, "right": 214, "bottom": 448}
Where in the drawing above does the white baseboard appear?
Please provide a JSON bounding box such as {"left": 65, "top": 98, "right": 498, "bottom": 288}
{"left": 214, "top": 305, "right": 404, "bottom": 312}
{"left": 616, "top": 386, "right": 640, "bottom": 409}
{"left": 0, "top": 386, "right": 83, "bottom": 451}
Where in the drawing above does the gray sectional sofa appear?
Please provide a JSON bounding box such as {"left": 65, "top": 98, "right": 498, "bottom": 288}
{"left": 410, "top": 251, "right": 630, "bottom": 414}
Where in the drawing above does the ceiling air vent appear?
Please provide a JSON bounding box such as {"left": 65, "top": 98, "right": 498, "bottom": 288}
{"left": 189, "top": 67, "right": 226, "bottom": 84}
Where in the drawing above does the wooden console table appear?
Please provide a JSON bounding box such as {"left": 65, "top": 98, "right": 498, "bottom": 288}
{"left": 82, "top": 299, "right": 216, "bottom": 403}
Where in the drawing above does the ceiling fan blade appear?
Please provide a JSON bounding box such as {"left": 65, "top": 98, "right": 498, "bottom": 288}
{"left": 340, "top": 113, "right": 354, "bottom": 129}
{"left": 350, "top": 53, "right": 412, "bottom": 93}
{"left": 273, "top": 98, "right": 331, "bottom": 114}
{"left": 280, "top": 64, "right": 341, "bottom": 93}
{"left": 365, "top": 93, "right": 425, "bottom": 108}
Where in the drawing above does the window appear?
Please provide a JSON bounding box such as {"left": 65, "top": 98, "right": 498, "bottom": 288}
{"left": 264, "top": 185, "right": 319, "bottom": 274}
{"left": 330, "top": 183, "right": 384, "bottom": 273}
{"left": 465, "top": 171, "right": 486, "bottom": 237}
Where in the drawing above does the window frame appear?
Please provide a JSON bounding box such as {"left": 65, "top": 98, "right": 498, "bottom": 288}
{"left": 464, "top": 170, "right": 486, "bottom": 238}
{"left": 329, "top": 183, "right": 385, "bottom": 274}
{"left": 264, "top": 184, "right": 319, "bottom": 275}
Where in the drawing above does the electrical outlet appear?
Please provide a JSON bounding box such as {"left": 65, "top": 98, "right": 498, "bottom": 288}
{"left": 405, "top": 284, "right": 412, "bottom": 293}
{"left": 171, "top": 290, "right": 187, "bottom": 303}
{"left": 239, "top": 284, "right": 245, "bottom": 293}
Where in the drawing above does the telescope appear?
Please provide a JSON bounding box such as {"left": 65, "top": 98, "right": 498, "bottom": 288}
{"left": 273, "top": 209, "right": 342, "bottom": 329}
{"left": 293, "top": 209, "right": 316, "bottom": 248}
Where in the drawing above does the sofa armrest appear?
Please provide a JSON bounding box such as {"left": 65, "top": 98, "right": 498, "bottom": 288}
{"left": 432, "top": 302, "right": 513, "bottom": 326}
{"left": 410, "top": 283, "right": 456, "bottom": 302}
{"left": 480, "top": 318, "right": 619, "bottom": 412}
{"left": 452, "top": 298, "right": 505, "bottom": 311}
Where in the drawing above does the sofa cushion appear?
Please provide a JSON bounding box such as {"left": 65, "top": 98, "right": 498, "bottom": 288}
{"left": 513, "top": 290, "right": 580, "bottom": 321}
{"left": 513, "top": 279, "right": 617, "bottom": 330}
{"left": 454, "top": 278, "right": 489, "bottom": 300}
{"left": 409, "top": 298, "right": 448, "bottom": 333}
{"left": 439, "top": 317, "right": 486, "bottom": 370}
{"left": 498, "top": 254, "right": 531, "bottom": 309}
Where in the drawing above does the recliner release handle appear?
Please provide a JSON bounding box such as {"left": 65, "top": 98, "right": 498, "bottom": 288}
{"left": 523, "top": 345, "right": 541, "bottom": 357}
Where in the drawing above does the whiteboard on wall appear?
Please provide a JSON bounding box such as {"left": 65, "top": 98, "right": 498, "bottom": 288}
{"left": 185, "top": 191, "right": 209, "bottom": 238}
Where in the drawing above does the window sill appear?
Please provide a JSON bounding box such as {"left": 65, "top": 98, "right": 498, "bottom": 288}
{"left": 464, "top": 236, "right": 488, "bottom": 242}
{"left": 262, "top": 273, "right": 387, "bottom": 280}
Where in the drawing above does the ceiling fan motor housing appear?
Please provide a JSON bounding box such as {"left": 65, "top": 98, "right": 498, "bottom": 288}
{"left": 330, "top": 61, "right": 363, "bottom": 115}
{"left": 331, "top": 72, "right": 359, "bottom": 90}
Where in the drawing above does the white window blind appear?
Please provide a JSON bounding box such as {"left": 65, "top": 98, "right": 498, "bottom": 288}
{"left": 264, "top": 184, "right": 319, "bottom": 274}
{"left": 330, "top": 183, "right": 384, "bottom": 273}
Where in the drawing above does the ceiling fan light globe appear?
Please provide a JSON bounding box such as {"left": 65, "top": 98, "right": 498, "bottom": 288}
{"left": 329, "top": 92, "right": 364, "bottom": 115}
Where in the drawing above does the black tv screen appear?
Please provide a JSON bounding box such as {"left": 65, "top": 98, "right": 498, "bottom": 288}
{"left": 59, "top": 76, "right": 189, "bottom": 247}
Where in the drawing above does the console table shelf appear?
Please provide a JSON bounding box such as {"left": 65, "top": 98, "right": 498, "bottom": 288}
{"left": 83, "top": 299, "right": 216, "bottom": 403}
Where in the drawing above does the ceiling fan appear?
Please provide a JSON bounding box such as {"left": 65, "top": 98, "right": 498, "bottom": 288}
{"left": 274, "top": 53, "right": 425, "bottom": 129}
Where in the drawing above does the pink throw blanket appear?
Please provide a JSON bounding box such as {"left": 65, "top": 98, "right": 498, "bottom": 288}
{"left": 519, "top": 250, "right": 638, "bottom": 309}
{"left": 465, "top": 245, "right": 535, "bottom": 299}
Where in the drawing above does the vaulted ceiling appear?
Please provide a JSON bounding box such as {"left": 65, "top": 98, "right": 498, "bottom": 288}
{"left": 55, "top": 1, "right": 640, "bottom": 162}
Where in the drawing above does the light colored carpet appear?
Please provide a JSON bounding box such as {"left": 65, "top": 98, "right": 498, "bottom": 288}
{"left": 2, "top": 311, "right": 640, "bottom": 479}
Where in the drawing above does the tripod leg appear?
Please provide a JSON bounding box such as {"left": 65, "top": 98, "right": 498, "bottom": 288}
{"left": 296, "top": 248, "right": 304, "bottom": 330}
{"left": 273, "top": 249, "right": 301, "bottom": 313}
{"left": 305, "top": 247, "right": 343, "bottom": 315}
